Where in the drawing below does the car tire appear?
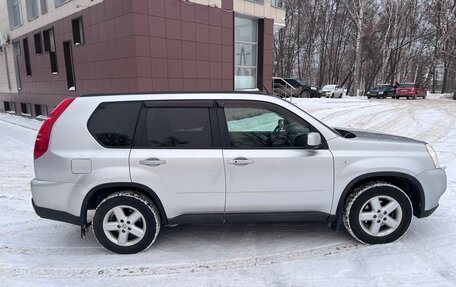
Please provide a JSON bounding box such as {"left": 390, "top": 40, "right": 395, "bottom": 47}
{"left": 343, "top": 181, "right": 413, "bottom": 245}
{"left": 301, "top": 90, "right": 311, "bottom": 98}
{"left": 367, "top": 96, "right": 371, "bottom": 99}
{"left": 92, "top": 191, "right": 161, "bottom": 254}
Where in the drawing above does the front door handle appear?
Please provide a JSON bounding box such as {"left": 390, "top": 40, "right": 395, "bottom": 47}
{"left": 140, "top": 158, "right": 166, "bottom": 167}
{"left": 228, "top": 157, "right": 254, "bottom": 166}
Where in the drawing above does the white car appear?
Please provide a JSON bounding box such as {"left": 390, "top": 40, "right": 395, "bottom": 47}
{"left": 322, "top": 85, "right": 346, "bottom": 98}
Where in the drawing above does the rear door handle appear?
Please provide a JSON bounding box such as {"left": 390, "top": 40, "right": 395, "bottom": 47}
{"left": 140, "top": 158, "right": 166, "bottom": 167}
{"left": 228, "top": 157, "right": 254, "bottom": 166}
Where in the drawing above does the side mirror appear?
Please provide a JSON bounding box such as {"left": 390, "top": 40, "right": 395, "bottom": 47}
{"left": 307, "top": 132, "right": 322, "bottom": 149}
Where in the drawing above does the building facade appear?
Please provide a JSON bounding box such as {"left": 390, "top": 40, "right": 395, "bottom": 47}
{"left": 0, "top": 0, "right": 284, "bottom": 116}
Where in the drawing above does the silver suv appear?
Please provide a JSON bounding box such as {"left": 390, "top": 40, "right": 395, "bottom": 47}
{"left": 31, "top": 92, "right": 447, "bottom": 254}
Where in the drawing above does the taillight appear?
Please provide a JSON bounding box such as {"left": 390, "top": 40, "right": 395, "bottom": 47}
{"left": 34, "top": 98, "right": 75, "bottom": 159}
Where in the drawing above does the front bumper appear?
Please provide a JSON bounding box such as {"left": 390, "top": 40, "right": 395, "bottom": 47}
{"left": 416, "top": 168, "right": 447, "bottom": 217}
{"left": 367, "top": 93, "right": 383, "bottom": 97}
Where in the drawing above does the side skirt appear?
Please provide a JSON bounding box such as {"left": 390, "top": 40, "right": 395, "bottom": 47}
{"left": 167, "top": 212, "right": 332, "bottom": 225}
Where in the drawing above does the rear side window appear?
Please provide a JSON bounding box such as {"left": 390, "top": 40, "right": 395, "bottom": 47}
{"left": 88, "top": 102, "right": 141, "bottom": 148}
{"left": 141, "top": 107, "right": 213, "bottom": 148}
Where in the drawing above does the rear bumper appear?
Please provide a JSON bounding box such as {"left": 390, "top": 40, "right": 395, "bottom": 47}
{"left": 32, "top": 199, "right": 81, "bottom": 225}
{"left": 31, "top": 179, "right": 83, "bottom": 224}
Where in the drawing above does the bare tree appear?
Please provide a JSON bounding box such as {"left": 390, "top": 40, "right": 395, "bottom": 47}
{"left": 273, "top": 0, "right": 456, "bottom": 94}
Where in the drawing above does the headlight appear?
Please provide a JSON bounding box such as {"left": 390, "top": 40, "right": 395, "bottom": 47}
{"left": 367, "top": 92, "right": 371, "bottom": 94}
{"left": 311, "top": 87, "right": 317, "bottom": 90}
{"left": 425, "top": 144, "right": 440, "bottom": 168}
{"left": 378, "top": 92, "right": 384, "bottom": 95}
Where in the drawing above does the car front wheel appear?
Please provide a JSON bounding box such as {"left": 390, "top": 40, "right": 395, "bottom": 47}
{"left": 93, "top": 191, "right": 161, "bottom": 254}
{"left": 301, "top": 90, "right": 310, "bottom": 98}
{"left": 343, "top": 182, "right": 413, "bottom": 244}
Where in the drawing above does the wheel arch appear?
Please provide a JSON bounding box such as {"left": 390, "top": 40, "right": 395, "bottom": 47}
{"left": 331, "top": 172, "right": 425, "bottom": 229}
{"left": 80, "top": 182, "right": 168, "bottom": 226}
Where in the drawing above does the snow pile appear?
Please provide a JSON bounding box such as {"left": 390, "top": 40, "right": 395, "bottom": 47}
{"left": 426, "top": 92, "right": 454, "bottom": 100}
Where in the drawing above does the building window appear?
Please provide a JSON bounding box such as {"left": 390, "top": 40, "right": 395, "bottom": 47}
{"left": 12, "top": 41, "right": 21, "bottom": 90}
{"left": 54, "top": 0, "right": 71, "bottom": 8}
{"left": 23, "top": 38, "right": 32, "bottom": 76}
{"left": 63, "top": 41, "right": 76, "bottom": 90}
{"left": 34, "top": 104, "right": 48, "bottom": 117}
{"left": 4, "top": 102, "right": 16, "bottom": 113}
{"left": 34, "top": 33, "right": 43, "bottom": 54}
{"left": 271, "top": 0, "right": 284, "bottom": 8}
{"left": 72, "top": 17, "right": 84, "bottom": 45}
{"left": 234, "top": 16, "right": 258, "bottom": 90}
{"left": 7, "top": 0, "right": 23, "bottom": 29}
{"left": 40, "top": 0, "right": 47, "bottom": 14}
{"left": 43, "top": 28, "right": 58, "bottom": 74}
{"left": 4, "top": 102, "right": 11, "bottom": 112}
{"left": 26, "top": 0, "right": 39, "bottom": 21}
{"left": 21, "top": 103, "right": 32, "bottom": 116}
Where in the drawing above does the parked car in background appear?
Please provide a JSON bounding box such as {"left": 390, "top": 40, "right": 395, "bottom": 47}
{"left": 395, "top": 83, "right": 427, "bottom": 99}
{"left": 284, "top": 78, "right": 321, "bottom": 98}
{"left": 366, "top": 84, "right": 396, "bottom": 99}
{"left": 273, "top": 78, "right": 320, "bottom": 98}
{"left": 322, "top": 85, "right": 345, "bottom": 98}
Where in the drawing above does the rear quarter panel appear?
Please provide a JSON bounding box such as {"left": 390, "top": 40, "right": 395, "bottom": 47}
{"left": 34, "top": 97, "right": 132, "bottom": 216}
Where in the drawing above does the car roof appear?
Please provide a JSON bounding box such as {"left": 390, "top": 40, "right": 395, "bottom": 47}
{"left": 76, "top": 91, "right": 286, "bottom": 103}
{"left": 79, "top": 91, "right": 267, "bottom": 98}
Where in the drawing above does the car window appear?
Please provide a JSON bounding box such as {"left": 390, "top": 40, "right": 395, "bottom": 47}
{"left": 87, "top": 102, "right": 142, "bottom": 148}
{"left": 143, "top": 107, "right": 213, "bottom": 148}
{"left": 223, "top": 103, "right": 311, "bottom": 148}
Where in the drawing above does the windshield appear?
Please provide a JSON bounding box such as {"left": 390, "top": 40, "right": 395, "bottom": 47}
{"left": 322, "top": 85, "right": 337, "bottom": 90}
{"left": 400, "top": 83, "right": 415, "bottom": 88}
{"left": 373, "top": 85, "right": 391, "bottom": 90}
{"left": 285, "top": 79, "right": 300, "bottom": 88}
{"left": 295, "top": 79, "right": 307, "bottom": 86}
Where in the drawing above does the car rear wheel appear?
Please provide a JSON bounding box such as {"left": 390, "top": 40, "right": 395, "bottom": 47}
{"left": 93, "top": 191, "right": 161, "bottom": 254}
{"left": 343, "top": 182, "right": 413, "bottom": 244}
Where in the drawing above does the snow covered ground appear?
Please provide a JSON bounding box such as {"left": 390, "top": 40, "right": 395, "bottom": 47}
{"left": 0, "top": 97, "right": 455, "bottom": 286}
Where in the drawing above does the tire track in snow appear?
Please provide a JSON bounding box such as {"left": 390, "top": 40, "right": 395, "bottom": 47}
{"left": 0, "top": 241, "right": 364, "bottom": 278}
{"left": 0, "top": 118, "right": 39, "bottom": 131}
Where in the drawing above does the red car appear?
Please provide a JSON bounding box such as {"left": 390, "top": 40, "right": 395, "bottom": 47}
{"left": 395, "top": 83, "right": 427, "bottom": 99}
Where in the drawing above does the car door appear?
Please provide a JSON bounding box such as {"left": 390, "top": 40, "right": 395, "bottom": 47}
{"left": 217, "top": 100, "right": 334, "bottom": 219}
{"left": 129, "top": 101, "right": 226, "bottom": 222}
